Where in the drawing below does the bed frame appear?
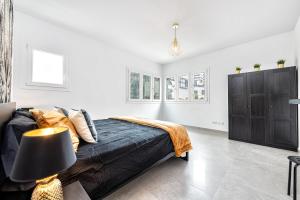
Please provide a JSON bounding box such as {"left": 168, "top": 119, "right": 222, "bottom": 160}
{"left": 0, "top": 102, "right": 16, "bottom": 142}
{"left": 0, "top": 102, "right": 189, "bottom": 199}
{"left": 102, "top": 151, "right": 189, "bottom": 199}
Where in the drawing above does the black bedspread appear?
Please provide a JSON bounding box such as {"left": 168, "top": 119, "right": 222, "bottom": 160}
{"left": 78, "top": 119, "right": 171, "bottom": 164}
{"left": 60, "top": 119, "right": 174, "bottom": 199}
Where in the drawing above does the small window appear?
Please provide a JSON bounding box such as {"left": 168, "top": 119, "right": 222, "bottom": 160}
{"left": 143, "top": 75, "right": 151, "bottom": 100}
{"left": 30, "top": 49, "right": 65, "bottom": 86}
{"left": 178, "top": 75, "right": 189, "bottom": 100}
{"left": 127, "top": 70, "right": 161, "bottom": 102}
{"left": 166, "top": 77, "right": 176, "bottom": 100}
{"left": 193, "top": 73, "right": 206, "bottom": 101}
{"left": 153, "top": 77, "right": 161, "bottom": 100}
{"left": 130, "top": 72, "right": 140, "bottom": 100}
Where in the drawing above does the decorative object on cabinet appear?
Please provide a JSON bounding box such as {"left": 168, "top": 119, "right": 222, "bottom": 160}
{"left": 235, "top": 66, "right": 242, "bottom": 74}
{"left": 277, "top": 59, "right": 286, "bottom": 68}
{"left": 253, "top": 64, "right": 261, "bottom": 71}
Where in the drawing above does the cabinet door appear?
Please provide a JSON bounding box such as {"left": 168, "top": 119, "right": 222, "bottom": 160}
{"left": 247, "top": 71, "right": 267, "bottom": 145}
{"left": 266, "top": 67, "right": 298, "bottom": 150}
{"left": 228, "top": 74, "right": 250, "bottom": 141}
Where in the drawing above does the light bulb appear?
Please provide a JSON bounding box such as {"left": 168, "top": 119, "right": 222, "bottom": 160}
{"left": 170, "top": 38, "right": 182, "bottom": 56}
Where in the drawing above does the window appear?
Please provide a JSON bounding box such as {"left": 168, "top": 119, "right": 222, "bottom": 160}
{"left": 164, "top": 69, "right": 209, "bottom": 103}
{"left": 26, "top": 47, "right": 68, "bottom": 90}
{"left": 166, "top": 77, "right": 176, "bottom": 100}
{"left": 130, "top": 72, "right": 140, "bottom": 100}
{"left": 128, "top": 70, "right": 161, "bottom": 102}
{"left": 143, "top": 75, "right": 151, "bottom": 100}
{"left": 192, "top": 72, "right": 207, "bottom": 101}
{"left": 27, "top": 48, "right": 67, "bottom": 89}
{"left": 178, "top": 75, "right": 189, "bottom": 100}
{"left": 153, "top": 77, "right": 161, "bottom": 100}
{"left": 32, "top": 49, "right": 64, "bottom": 85}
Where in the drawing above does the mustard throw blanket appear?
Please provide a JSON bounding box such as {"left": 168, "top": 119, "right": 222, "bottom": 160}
{"left": 111, "top": 116, "right": 192, "bottom": 157}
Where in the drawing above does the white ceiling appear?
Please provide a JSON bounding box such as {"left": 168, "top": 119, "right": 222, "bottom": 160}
{"left": 15, "top": 0, "right": 300, "bottom": 64}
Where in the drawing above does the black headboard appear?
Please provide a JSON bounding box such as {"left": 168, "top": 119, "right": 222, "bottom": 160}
{"left": 0, "top": 102, "right": 16, "bottom": 137}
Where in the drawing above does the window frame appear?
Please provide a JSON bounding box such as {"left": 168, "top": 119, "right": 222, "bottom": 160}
{"left": 163, "top": 68, "right": 210, "bottom": 104}
{"left": 127, "top": 69, "right": 161, "bottom": 103}
{"left": 165, "top": 75, "right": 177, "bottom": 102}
{"left": 152, "top": 76, "right": 162, "bottom": 102}
{"left": 177, "top": 74, "right": 190, "bottom": 102}
{"left": 142, "top": 73, "right": 152, "bottom": 101}
{"left": 128, "top": 70, "right": 142, "bottom": 102}
{"left": 25, "top": 45, "right": 69, "bottom": 90}
{"left": 191, "top": 69, "right": 209, "bottom": 103}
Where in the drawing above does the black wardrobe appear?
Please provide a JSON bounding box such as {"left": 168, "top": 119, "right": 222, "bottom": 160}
{"left": 228, "top": 66, "right": 298, "bottom": 151}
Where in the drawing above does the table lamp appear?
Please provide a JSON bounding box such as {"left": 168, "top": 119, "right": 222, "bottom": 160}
{"left": 10, "top": 127, "right": 77, "bottom": 200}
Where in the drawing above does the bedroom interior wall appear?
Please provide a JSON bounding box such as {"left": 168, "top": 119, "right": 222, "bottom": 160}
{"left": 296, "top": 17, "right": 300, "bottom": 88}
{"left": 294, "top": 16, "right": 300, "bottom": 148}
{"left": 12, "top": 11, "right": 163, "bottom": 120}
{"left": 161, "top": 31, "right": 296, "bottom": 132}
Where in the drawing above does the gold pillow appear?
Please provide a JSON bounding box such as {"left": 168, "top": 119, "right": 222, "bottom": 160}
{"left": 31, "top": 109, "right": 80, "bottom": 152}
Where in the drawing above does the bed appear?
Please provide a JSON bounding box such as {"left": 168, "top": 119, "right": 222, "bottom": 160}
{"left": 0, "top": 103, "right": 190, "bottom": 200}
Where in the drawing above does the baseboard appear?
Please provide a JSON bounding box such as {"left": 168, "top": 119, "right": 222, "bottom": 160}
{"left": 185, "top": 125, "right": 228, "bottom": 134}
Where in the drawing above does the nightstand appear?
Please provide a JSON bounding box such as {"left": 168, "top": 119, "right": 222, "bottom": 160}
{"left": 63, "top": 181, "right": 90, "bottom": 200}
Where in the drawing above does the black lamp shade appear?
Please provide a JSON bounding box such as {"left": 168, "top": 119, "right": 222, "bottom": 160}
{"left": 10, "top": 127, "right": 77, "bottom": 182}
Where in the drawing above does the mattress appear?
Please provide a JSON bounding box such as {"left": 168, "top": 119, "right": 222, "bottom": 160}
{"left": 60, "top": 119, "right": 174, "bottom": 199}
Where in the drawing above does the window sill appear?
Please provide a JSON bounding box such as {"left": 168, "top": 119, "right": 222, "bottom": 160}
{"left": 164, "top": 100, "right": 209, "bottom": 104}
{"left": 126, "top": 100, "right": 162, "bottom": 104}
{"left": 22, "top": 84, "right": 70, "bottom": 92}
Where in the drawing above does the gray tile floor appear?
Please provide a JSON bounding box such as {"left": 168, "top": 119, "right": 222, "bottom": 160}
{"left": 105, "top": 127, "right": 300, "bottom": 200}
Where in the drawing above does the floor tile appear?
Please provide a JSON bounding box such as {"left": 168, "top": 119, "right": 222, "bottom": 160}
{"left": 105, "top": 127, "right": 300, "bottom": 200}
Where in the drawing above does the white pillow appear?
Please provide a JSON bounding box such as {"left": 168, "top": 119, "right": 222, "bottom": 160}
{"left": 69, "top": 110, "right": 96, "bottom": 143}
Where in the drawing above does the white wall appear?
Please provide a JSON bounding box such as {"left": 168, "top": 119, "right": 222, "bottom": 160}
{"left": 12, "top": 11, "right": 299, "bottom": 131}
{"left": 296, "top": 17, "right": 300, "bottom": 74}
{"left": 294, "top": 17, "right": 300, "bottom": 148}
{"left": 162, "top": 32, "right": 296, "bottom": 131}
{"left": 12, "top": 11, "right": 162, "bottom": 120}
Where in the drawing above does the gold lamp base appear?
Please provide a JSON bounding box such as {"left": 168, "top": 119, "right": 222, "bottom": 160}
{"left": 31, "top": 175, "right": 63, "bottom": 200}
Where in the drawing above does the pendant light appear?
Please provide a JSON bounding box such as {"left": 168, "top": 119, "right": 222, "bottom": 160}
{"left": 170, "top": 23, "right": 182, "bottom": 56}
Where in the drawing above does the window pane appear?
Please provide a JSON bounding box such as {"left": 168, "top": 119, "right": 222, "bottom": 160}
{"left": 143, "top": 75, "right": 151, "bottom": 100}
{"left": 32, "top": 49, "right": 64, "bottom": 85}
{"left": 153, "top": 77, "right": 160, "bottom": 100}
{"left": 178, "top": 75, "right": 189, "bottom": 100}
{"left": 193, "top": 73, "right": 206, "bottom": 100}
{"left": 166, "top": 77, "right": 176, "bottom": 100}
{"left": 130, "top": 72, "right": 140, "bottom": 99}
